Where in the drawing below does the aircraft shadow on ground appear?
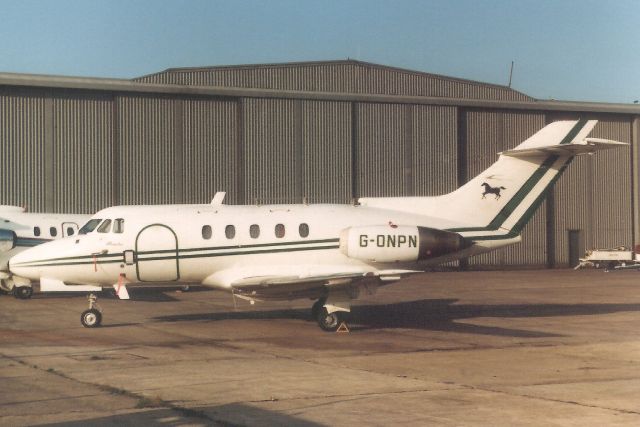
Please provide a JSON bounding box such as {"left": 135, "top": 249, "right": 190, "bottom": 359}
{"left": 39, "top": 402, "right": 323, "bottom": 427}
{"left": 152, "top": 299, "right": 640, "bottom": 338}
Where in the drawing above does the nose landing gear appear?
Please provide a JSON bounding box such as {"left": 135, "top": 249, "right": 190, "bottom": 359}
{"left": 80, "top": 293, "right": 102, "bottom": 328}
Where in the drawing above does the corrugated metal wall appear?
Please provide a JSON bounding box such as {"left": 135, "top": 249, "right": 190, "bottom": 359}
{"left": 301, "top": 100, "right": 352, "bottom": 203}
{"left": 136, "top": 61, "right": 532, "bottom": 101}
{"left": 465, "top": 110, "right": 547, "bottom": 267}
{"left": 243, "top": 98, "right": 298, "bottom": 204}
{"left": 356, "top": 104, "right": 407, "bottom": 197}
{"left": 52, "top": 94, "right": 114, "bottom": 213}
{"left": 590, "top": 119, "right": 632, "bottom": 247}
{"left": 553, "top": 118, "right": 632, "bottom": 265}
{"left": 411, "top": 105, "right": 458, "bottom": 196}
{"left": 182, "top": 99, "right": 238, "bottom": 204}
{"left": 0, "top": 91, "right": 48, "bottom": 211}
{"left": 117, "top": 96, "right": 178, "bottom": 205}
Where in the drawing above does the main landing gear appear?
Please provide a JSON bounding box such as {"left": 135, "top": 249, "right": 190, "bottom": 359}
{"left": 80, "top": 293, "right": 102, "bottom": 328}
{"left": 312, "top": 296, "right": 351, "bottom": 332}
{"left": 14, "top": 286, "right": 33, "bottom": 299}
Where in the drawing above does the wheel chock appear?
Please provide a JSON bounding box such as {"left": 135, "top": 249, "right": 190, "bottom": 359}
{"left": 336, "top": 322, "right": 350, "bottom": 333}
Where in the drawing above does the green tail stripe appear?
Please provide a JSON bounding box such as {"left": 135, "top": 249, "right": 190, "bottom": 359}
{"left": 448, "top": 155, "right": 559, "bottom": 233}
{"left": 448, "top": 119, "right": 587, "bottom": 235}
{"left": 485, "top": 155, "right": 559, "bottom": 230}
{"left": 466, "top": 157, "right": 574, "bottom": 240}
{"left": 559, "top": 118, "right": 588, "bottom": 145}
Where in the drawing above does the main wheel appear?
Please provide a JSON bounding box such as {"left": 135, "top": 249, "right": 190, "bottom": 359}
{"left": 317, "top": 307, "right": 343, "bottom": 332}
{"left": 311, "top": 297, "right": 327, "bottom": 320}
{"left": 14, "top": 286, "right": 33, "bottom": 299}
{"left": 81, "top": 309, "right": 102, "bottom": 328}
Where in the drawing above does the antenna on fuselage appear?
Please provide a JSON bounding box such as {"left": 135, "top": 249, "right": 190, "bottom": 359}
{"left": 210, "top": 192, "right": 226, "bottom": 206}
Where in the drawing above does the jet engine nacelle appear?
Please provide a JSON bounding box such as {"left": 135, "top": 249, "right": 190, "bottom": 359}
{"left": 339, "top": 225, "right": 467, "bottom": 263}
{"left": 0, "top": 229, "right": 16, "bottom": 252}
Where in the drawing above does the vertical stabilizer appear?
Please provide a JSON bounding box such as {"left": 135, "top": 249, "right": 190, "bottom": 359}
{"left": 359, "top": 120, "right": 626, "bottom": 242}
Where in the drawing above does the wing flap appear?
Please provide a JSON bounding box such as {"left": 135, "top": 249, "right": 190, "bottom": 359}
{"left": 203, "top": 267, "right": 421, "bottom": 300}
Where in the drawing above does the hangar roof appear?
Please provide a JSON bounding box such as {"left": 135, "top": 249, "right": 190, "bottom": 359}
{"left": 134, "top": 59, "right": 533, "bottom": 101}
{"left": 1, "top": 63, "right": 639, "bottom": 115}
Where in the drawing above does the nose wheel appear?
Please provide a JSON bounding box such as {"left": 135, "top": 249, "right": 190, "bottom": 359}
{"left": 80, "top": 293, "right": 102, "bottom": 328}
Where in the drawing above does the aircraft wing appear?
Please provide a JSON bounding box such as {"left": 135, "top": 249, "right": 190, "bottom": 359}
{"left": 202, "top": 268, "right": 421, "bottom": 300}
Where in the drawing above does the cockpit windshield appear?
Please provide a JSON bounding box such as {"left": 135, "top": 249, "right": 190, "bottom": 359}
{"left": 78, "top": 219, "right": 102, "bottom": 235}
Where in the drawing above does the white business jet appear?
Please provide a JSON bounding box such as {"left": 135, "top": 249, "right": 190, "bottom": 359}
{"left": 0, "top": 205, "right": 90, "bottom": 298}
{"left": 9, "top": 120, "right": 626, "bottom": 330}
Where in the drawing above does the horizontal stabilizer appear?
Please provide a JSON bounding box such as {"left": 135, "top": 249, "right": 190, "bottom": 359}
{"left": 40, "top": 277, "right": 102, "bottom": 292}
{"left": 501, "top": 137, "right": 628, "bottom": 158}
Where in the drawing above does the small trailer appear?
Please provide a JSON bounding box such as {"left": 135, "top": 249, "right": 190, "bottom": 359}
{"left": 575, "top": 246, "right": 640, "bottom": 270}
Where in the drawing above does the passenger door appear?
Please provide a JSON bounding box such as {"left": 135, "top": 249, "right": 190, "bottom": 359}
{"left": 62, "top": 222, "right": 80, "bottom": 238}
{"left": 135, "top": 224, "right": 179, "bottom": 282}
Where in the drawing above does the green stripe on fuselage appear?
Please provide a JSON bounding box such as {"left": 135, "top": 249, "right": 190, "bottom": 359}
{"left": 11, "top": 239, "right": 341, "bottom": 268}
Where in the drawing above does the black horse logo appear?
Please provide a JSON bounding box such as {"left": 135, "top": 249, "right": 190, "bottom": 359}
{"left": 481, "top": 182, "right": 506, "bottom": 199}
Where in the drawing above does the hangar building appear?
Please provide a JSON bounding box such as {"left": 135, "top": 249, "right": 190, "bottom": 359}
{"left": 1, "top": 60, "right": 638, "bottom": 268}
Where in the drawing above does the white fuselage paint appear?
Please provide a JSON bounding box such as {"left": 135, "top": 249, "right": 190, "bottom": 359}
{"left": 8, "top": 203, "right": 502, "bottom": 289}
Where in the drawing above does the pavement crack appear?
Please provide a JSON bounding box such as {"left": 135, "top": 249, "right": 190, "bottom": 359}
{"left": 245, "top": 386, "right": 459, "bottom": 405}
{"left": 465, "top": 384, "right": 640, "bottom": 416}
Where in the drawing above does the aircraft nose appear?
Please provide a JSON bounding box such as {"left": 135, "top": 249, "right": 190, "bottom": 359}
{"left": 9, "top": 245, "right": 49, "bottom": 280}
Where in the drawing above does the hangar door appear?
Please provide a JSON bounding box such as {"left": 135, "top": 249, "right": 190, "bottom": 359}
{"left": 135, "top": 224, "right": 179, "bottom": 282}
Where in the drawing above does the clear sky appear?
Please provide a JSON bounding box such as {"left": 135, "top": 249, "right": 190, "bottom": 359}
{"left": 0, "top": 0, "right": 638, "bottom": 103}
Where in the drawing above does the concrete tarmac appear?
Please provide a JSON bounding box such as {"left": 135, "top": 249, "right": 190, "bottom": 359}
{"left": 0, "top": 269, "right": 639, "bottom": 426}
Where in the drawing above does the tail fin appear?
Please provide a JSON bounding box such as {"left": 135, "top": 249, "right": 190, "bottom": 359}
{"left": 359, "top": 120, "right": 627, "bottom": 241}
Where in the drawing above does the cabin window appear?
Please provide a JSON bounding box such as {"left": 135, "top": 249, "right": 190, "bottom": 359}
{"left": 113, "top": 219, "right": 125, "bottom": 234}
{"left": 97, "top": 219, "right": 112, "bottom": 233}
{"left": 250, "top": 224, "right": 260, "bottom": 239}
{"left": 34, "top": 226, "right": 41, "bottom": 237}
{"left": 299, "top": 223, "right": 309, "bottom": 238}
{"left": 202, "top": 225, "right": 212, "bottom": 240}
{"left": 275, "top": 223, "right": 285, "bottom": 238}
{"left": 225, "top": 225, "right": 236, "bottom": 239}
{"left": 79, "top": 218, "right": 102, "bottom": 235}
{"left": 67, "top": 227, "right": 75, "bottom": 236}
{"left": 49, "top": 227, "right": 57, "bottom": 237}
